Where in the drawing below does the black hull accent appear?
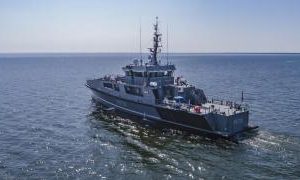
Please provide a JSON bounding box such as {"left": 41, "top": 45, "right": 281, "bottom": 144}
{"left": 92, "top": 98, "right": 232, "bottom": 140}
{"left": 155, "top": 106, "right": 213, "bottom": 131}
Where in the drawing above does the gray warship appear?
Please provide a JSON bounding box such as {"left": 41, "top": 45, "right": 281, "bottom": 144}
{"left": 86, "top": 17, "right": 258, "bottom": 140}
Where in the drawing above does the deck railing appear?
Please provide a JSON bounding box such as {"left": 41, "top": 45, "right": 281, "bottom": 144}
{"left": 161, "top": 98, "right": 249, "bottom": 115}
{"left": 207, "top": 98, "right": 249, "bottom": 111}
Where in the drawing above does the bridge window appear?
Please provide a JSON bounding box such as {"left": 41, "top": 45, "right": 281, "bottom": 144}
{"left": 157, "top": 72, "right": 164, "bottom": 77}
{"left": 165, "top": 71, "right": 173, "bottom": 76}
{"left": 103, "top": 82, "right": 113, "bottom": 89}
{"left": 149, "top": 72, "right": 164, "bottom": 77}
{"left": 124, "top": 85, "right": 143, "bottom": 96}
{"left": 125, "top": 71, "right": 133, "bottom": 76}
{"left": 133, "top": 71, "right": 143, "bottom": 77}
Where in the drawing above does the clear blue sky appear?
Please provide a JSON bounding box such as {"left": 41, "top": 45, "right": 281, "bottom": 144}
{"left": 0, "top": 0, "right": 299, "bottom": 53}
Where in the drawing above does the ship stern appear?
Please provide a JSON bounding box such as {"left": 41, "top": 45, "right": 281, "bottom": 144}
{"left": 205, "top": 111, "right": 251, "bottom": 137}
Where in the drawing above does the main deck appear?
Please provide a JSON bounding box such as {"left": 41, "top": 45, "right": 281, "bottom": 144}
{"left": 161, "top": 98, "right": 248, "bottom": 116}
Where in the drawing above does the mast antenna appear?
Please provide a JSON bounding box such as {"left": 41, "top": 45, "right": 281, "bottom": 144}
{"left": 148, "top": 16, "right": 161, "bottom": 65}
{"left": 139, "top": 18, "right": 142, "bottom": 61}
{"left": 167, "top": 23, "right": 169, "bottom": 63}
{"left": 241, "top": 91, "right": 244, "bottom": 103}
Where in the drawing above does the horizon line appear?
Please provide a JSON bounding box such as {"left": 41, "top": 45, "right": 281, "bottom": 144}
{"left": 1, "top": 52, "right": 300, "bottom": 55}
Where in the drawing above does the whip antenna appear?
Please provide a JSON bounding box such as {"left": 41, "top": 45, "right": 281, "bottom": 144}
{"left": 167, "top": 24, "right": 169, "bottom": 63}
{"left": 139, "top": 18, "right": 142, "bottom": 61}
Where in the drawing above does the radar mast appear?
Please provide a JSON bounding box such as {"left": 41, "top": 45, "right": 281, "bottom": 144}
{"left": 148, "top": 17, "right": 162, "bottom": 65}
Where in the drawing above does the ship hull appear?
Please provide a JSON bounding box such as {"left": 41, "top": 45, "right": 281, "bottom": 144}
{"left": 87, "top": 87, "right": 255, "bottom": 139}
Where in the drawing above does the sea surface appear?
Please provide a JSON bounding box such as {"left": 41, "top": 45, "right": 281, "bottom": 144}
{"left": 0, "top": 53, "right": 299, "bottom": 179}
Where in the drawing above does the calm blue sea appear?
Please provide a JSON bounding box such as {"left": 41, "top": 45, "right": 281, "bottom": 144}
{"left": 0, "top": 53, "right": 299, "bottom": 179}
